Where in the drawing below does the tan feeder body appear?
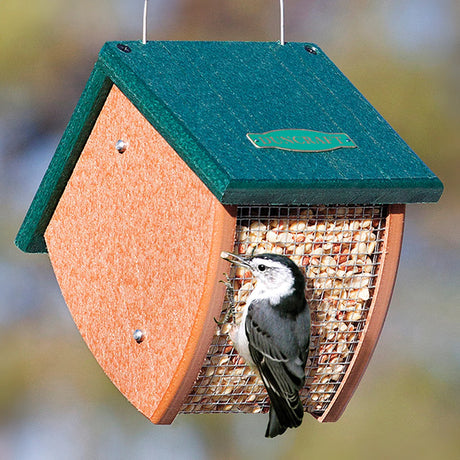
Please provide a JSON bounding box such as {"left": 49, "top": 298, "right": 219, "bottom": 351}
{"left": 16, "top": 41, "right": 443, "bottom": 424}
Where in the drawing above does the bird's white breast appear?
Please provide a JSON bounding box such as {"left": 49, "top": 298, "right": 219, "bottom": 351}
{"left": 229, "top": 302, "right": 254, "bottom": 367}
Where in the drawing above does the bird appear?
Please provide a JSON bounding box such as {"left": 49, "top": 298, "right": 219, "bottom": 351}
{"left": 220, "top": 251, "right": 310, "bottom": 438}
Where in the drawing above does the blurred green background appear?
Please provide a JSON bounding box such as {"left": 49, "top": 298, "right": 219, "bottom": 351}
{"left": 0, "top": 1, "right": 458, "bottom": 459}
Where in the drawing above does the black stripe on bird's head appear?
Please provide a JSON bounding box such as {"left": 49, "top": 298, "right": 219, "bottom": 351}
{"left": 220, "top": 252, "right": 306, "bottom": 300}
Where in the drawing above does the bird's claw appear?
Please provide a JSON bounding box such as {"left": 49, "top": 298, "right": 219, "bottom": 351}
{"left": 214, "top": 274, "right": 236, "bottom": 326}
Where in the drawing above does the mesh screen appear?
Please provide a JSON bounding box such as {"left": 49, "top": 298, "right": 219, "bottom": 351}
{"left": 180, "top": 205, "right": 386, "bottom": 416}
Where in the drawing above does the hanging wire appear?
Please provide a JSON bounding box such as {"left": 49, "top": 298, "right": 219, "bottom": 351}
{"left": 142, "top": 0, "right": 148, "bottom": 44}
{"left": 142, "top": 1, "right": 283, "bottom": 46}
{"left": 280, "top": 0, "right": 285, "bottom": 45}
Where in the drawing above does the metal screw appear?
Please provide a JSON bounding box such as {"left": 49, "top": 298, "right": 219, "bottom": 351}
{"left": 117, "top": 43, "right": 132, "bottom": 53}
{"left": 116, "top": 140, "right": 128, "bottom": 153}
{"left": 133, "top": 329, "right": 145, "bottom": 343}
{"left": 305, "top": 45, "right": 318, "bottom": 55}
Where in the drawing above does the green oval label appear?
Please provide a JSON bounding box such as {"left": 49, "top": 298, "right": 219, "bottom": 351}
{"left": 247, "top": 129, "right": 357, "bottom": 152}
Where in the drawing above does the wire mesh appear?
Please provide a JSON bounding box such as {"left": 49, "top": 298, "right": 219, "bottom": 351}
{"left": 180, "top": 205, "right": 387, "bottom": 416}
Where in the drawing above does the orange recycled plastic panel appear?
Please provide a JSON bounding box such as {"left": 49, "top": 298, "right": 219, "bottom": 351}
{"left": 45, "top": 85, "right": 236, "bottom": 424}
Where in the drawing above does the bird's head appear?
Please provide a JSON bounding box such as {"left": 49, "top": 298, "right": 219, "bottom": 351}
{"left": 221, "top": 252, "right": 306, "bottom": 302}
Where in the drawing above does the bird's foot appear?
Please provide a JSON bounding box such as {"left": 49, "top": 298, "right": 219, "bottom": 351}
{"left": 214, "top": 274, "right": 236, "bottom": 325}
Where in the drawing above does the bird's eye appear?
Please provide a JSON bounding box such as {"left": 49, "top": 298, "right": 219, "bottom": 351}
{"left": 258, "top": 264, "right": 266, "bottom": 272}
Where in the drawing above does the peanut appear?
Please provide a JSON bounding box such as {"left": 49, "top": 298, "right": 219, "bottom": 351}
{"left": 181, "top": 205, "right": 383, "bottom": 417}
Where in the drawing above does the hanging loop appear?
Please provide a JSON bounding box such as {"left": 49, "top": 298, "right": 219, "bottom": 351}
{"left": 280, "top": 0, "right": 285, "bottom": 45}
{"left": 142, "top": 0, "right": 148, "bottom": 44}
{"left": 142, "top": 1, "right": 285, "bottom": 45}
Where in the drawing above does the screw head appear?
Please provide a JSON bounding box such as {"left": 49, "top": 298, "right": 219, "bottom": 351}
{"left": 305, "top": 45, "right": 318, "bottom": 55}
{"left": 116, "top": 140, "right": 128, "bottom": 153}
{"left": 133, "top": 329, "right": 145, "bottom": 343}
{"left": 117, "top": 43, "right": 132, "bottom": 53}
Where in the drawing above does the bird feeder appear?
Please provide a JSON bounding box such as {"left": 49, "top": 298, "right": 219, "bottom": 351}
{"left": 16, "top": 41, "right": 443, "bottom": 424}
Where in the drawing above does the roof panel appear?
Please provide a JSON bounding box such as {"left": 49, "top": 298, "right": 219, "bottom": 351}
{"left": 16, "top": 40, "right": 443, "bottom": 252}
{"left": 99, "top": 41, "right": 442, "bottom": 203}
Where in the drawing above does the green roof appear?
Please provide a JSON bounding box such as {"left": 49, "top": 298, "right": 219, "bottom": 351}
{"left": 16, "top": 40, "right": 443, "bottom": 253}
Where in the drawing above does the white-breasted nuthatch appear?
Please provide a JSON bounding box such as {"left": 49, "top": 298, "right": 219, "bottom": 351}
{"left": 221, "top": 251, "right": 310, "bottom": 438}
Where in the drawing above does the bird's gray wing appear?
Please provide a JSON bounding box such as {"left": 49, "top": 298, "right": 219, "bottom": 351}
{"left": 246, "top": 299, "right": 309, "bottom": 385}
{"left": 245, "top": 300, "right": 306, "bottom": 433}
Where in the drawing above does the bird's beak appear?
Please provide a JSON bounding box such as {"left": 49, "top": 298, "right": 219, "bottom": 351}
{"left": 220, "top": 251, "right": 251, "bottom": 268}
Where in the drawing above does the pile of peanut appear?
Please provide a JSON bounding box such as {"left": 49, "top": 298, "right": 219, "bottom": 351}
{"left": 181, "top": 206, "right": 384, "bottom": 415}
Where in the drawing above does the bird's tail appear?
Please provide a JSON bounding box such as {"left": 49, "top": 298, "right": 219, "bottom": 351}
{"left": 265, "top": 406, "right": 288, "bottom": 438}
{"left": 265, "top": 391, "right": 304, "bottom": 438}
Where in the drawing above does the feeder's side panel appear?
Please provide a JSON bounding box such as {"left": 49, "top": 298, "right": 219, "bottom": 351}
{"left": 44, "top": 85, "right": 236, "bottom": 424}
{"left": 318, "top": 204, "right": 405, "bottom": 422}
{"left": 15, "top": 65, "right": 113, "bottom": 253}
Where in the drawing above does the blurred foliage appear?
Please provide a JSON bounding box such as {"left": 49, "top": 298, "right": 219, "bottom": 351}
{"left": 331, "top": 47, "right": 460, "bottom": 239}
{"left": 0, "top": 0, "right": 116, "bottom": 123}
{"left": 0, "top": 323, "right": 124, "bottom": 420}
{"left": 174, "top": 0, "right": 277, "bottom": 41}
{"left": 287, "top": 366, "right": 460, "bottom": 460}
{"left": 0, "top": 1, "right": 458, "bottom": 459}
